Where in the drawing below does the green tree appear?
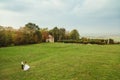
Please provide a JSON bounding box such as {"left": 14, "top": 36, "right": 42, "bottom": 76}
{"left": 108, "top": 39, "right": 114, "bottom": 44}
{"left": 70, "top": 29, "right": 80, "bottom": 40}
{"left": 64, "top": 31, "right": 71, "bottom": 40}
{"left": 59, "top": 28, "right": 66, "bottom": 40}
{"left": 25, "top": 22, "right": 39, "bottom": 31}
{"left": 0, "top": 26, "right": 6, "bottom": 46}
{"left": 24, "top": 23, "right": 42, "bottom": 43}
{"left": 49, "top": 27, "right": 59, "bottom": 42}
{"left": 33, "top": 30, "right": 42, "bottom": 43}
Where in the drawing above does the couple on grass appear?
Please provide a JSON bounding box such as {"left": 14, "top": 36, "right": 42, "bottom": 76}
{"left": 21, "top": 61, "right": 30, "bottom": 71}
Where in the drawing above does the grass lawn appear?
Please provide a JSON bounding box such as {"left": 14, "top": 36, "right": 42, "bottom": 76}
{"left": 0, "top": 43, "right": 120, "bottom": 80}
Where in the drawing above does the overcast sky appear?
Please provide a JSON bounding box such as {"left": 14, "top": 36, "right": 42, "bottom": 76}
{"left": 0, "top": 0, "right": 120, "bottom": 35}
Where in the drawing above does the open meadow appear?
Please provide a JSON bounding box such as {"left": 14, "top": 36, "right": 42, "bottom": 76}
{"left": 0, "top": 43, "right": 120, "bottom": 80}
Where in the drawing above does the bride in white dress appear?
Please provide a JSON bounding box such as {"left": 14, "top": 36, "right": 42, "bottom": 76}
{"left": 22, "top": 61, "right": 30, "bottom": 71}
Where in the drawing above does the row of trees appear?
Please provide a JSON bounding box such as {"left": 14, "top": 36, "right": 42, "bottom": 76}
{"left": 49, "top": 27, "right": 79, "bottom": 42}
{"left": 80, "top": 37, "right": 114, "bottom": 44}
{"left": 58, "top": 37, "right": 115, "bottom": 45}
{"left": 0, "top": 23, "right": 42, "bottom": 46}
{"left": 0, "top": 23, "right": 80, "bottom": 47}
{"left": 1, "top": 22, "right": 117, "bottom": 47}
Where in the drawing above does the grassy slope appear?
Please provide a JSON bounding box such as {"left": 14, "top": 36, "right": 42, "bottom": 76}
{"left": 0, "top": 43, "right": 120, "bottom": 80}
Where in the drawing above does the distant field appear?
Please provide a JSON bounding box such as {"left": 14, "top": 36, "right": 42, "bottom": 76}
{"left": 0, "top": 43, "right": 120, "bottom": 80}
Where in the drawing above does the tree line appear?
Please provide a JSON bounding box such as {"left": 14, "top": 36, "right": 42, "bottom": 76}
{"left": 0, "top": 22, "right": 118, "bottom": 47}
{"left": 0, "top": 22, "right": 80, "bottom": 47}
{"left": 59, "top": 37, "right": 115, "bottom": 45}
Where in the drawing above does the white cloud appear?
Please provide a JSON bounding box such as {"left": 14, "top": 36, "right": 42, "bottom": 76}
{"left": 0, "top": 9, "right": 24, "bottom": 28}
{"left": 72, "top": 0, "right": 108, "bottom": 16}
{"left": 83, "top": 0, "right": 107, "bottom": 10}
{"left": 24, "top": 0, "right": 65, "bottom": 11}
{"left": 0, "top": 0, "right": 120, "bottom": 34}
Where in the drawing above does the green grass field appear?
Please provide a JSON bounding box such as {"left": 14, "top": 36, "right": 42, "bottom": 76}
{"left": 0, "top": 43, "right": 120, "bottom": 80}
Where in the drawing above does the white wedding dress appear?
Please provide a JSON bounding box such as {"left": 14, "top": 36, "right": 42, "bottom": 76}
{"left": 24, "top": 64, "right": 30, "bottom": 71}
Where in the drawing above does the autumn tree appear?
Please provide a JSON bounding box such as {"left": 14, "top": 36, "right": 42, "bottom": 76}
{"left": 4, "top": 27, "right": 13, "bottom": 46}
{"left": 24, "top": 23, "right": 42, "bottom": 43}
{"left": 40, "top": 28, "right": 49, "bottom": 42}
{"left": 13, "top": 23, "right": 42, "bottom": 45}
{"left": 0, "top": 26, "right": 6, "bottom": 46}
{"left": 0, "top": 26, "right": 14, "bottom": 46}
{"left": 13, "top": 30, "right": 24, "bottom": 45}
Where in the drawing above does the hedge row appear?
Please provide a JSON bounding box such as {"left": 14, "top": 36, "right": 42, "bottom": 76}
{"left": 58, "top": 39, "right": 115, "bottom": 45}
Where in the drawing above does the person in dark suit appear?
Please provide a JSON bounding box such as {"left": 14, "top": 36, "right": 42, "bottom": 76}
{"left": 21, "top": 61, "right": 24, "bottom": 70}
